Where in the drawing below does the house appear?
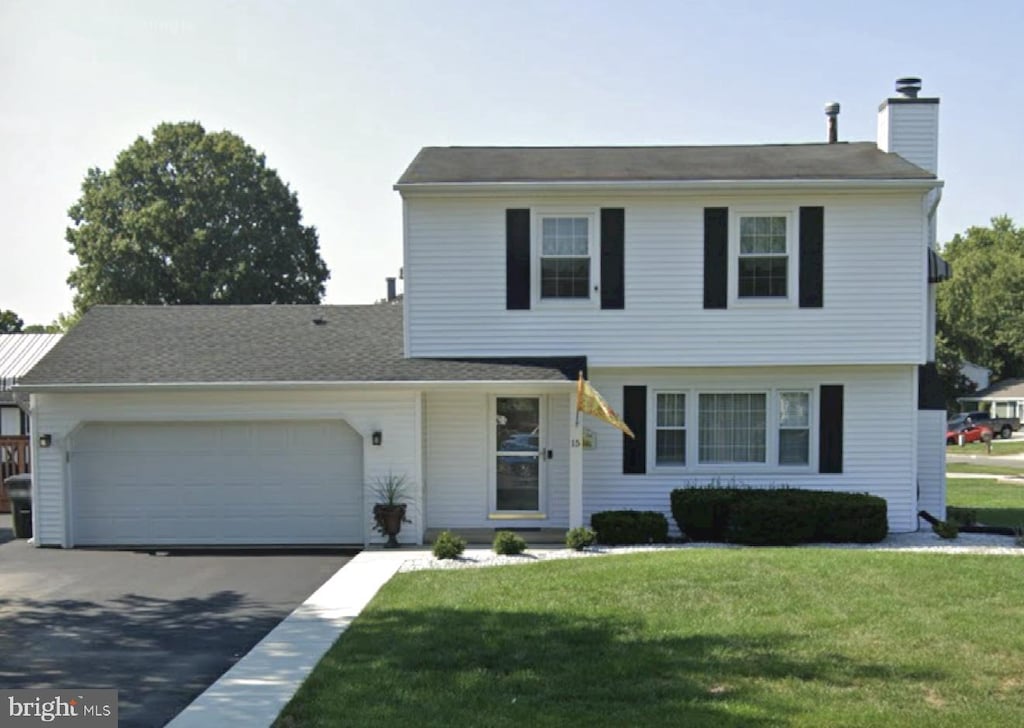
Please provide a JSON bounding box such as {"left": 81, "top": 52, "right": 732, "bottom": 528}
{"left": 0, "top": 333, "right": 61, "bottom": 511}
{"left": 16, "top": 77, "right": 948, "bottom": 547}
{"left": 958, "top": 378, "right": 1024, "bottom": 421}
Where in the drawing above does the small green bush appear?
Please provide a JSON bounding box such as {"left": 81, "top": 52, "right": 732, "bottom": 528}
{"left": 947, "top": 506, "right": 978, "bottom": 526}
{"left": 590, "top": 510, "right": 669, "bottom": 545}
{"left": 565, "top": 526, "right": 597, "bottom": 551}
{"left": 432, "top": 530, "right": 466, "bottom": 559}
{"left": 493, "top": 530, "right": 527, "bottom": 555}
{"left": 670, "top": 486, "right": 888, "bottom": 545}
{"left": 932, "top": 520, "right": 959, "bottom": 540}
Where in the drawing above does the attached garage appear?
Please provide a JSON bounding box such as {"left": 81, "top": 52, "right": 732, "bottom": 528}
{"left": 69, "top": 420, "right": 364, "bottom": 546}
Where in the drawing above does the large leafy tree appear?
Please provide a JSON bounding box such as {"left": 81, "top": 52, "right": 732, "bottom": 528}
{"left": 937, "top": 216, "right": 1024, "bottom": 404}
{"left": 0, "top": 309, "right": 24, "bottom": 333}
{"left": 66, "top": 122, "right": 329, "bottom": 313}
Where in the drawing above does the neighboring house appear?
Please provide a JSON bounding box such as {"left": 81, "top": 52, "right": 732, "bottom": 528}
{"left": 0, "top": 333, "right": 61, "bottom": 511}
{"left": 16, "top": 78, "right": 949, "bottom": 548}
{"left": 960, "top": 361, "right": 991, "bottom": 392}
{"left": 958, "top": 379, "right": 1024, "bottom": 421}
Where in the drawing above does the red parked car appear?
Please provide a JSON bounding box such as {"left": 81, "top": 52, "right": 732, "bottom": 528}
{"left": 946, "top": 423, "right": 993, "bottom": 445}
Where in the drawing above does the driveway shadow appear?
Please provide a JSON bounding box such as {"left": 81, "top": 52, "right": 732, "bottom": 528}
{"left": 0, "top": 590, "right": 289, "bottom": 728}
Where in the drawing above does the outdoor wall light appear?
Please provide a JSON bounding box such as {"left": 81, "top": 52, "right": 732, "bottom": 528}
{"left": 38, "top": 434, "right": 52, "bottom": 448}
{"left": 371, "top": 431, "right": 383, "bottom": 446}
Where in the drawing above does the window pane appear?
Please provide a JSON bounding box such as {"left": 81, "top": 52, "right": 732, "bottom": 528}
{"left": 779, "top": 429, "right": 810, "bottom": 465}
{"left": 779, "top": 392, "right": 809, "bottom": 427}
{"left": 656, "top": 429, "right": 686, "bottom": 465}
{"left": 740, "top": 216, "right": 786, "bottom": 255}
{"left": 738, "top": 257, "right": 787, "bottom": 297}
{"left": 496, "top": 457, "right": 539, "bottom": 510}
{"left": 541, "top": 258, "right": 590, "bottom": 298}
{"left": 657, "top": 393, "right": 686, "bottom": 427}
{"left": 542, "top": 217, "right": 589, "bottom": 257}
{"left": 496, "top": 397, "right": 540, "bottom": 449}
{"left": 698, "top": 393, "right": 766, "bottom": 463}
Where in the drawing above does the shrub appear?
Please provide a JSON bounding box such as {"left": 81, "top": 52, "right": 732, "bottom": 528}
{"left": 590, "top": 510, "right": 669, "bottom": 545}
{"left": 1015, "top": 526, "right": 1024, "bottom": 548}
{"left": 493, "top": 530, "right": 527, "bottom": 555}
{"left": 432, "top": 530, "right": 466, "bottom": 559}
{"left": 947, "top": 506, "right": 978, "bottom": 526}
{"left": 670, "top": 486, "right": 888, "bottom": 545}
{"left": 565, "top": 526, "right": 597, "bottom": 551}
{"left": 932, "top": 520, "right": 959, "bottom": 539}
{"left": 670, "top": 487, "right": 746, "bottom": 541}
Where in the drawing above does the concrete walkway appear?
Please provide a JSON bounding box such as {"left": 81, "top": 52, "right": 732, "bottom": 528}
{"left": 166, "top": 548, "right": 423, "bottom": 728}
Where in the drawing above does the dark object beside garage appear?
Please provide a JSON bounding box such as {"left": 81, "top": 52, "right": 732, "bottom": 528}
{"left": 3, "top": 473, "right": 32, "bottom": 538}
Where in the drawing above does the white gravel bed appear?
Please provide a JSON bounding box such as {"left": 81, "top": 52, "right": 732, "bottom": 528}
{"left": 398, "top": 531, "right": 1023, "bottom": 573}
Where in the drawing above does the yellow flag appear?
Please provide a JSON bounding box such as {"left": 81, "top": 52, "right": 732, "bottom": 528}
{"left": 576, "top": 372, "right": 635, "bottom": 439}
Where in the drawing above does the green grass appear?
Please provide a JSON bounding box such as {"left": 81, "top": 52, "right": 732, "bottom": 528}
{"left": 276, "top": 551, "right": 1024, "bottom": 728}
{"left": 946, "top": 440, "right": 1024, "bottom": 456}
{"left": 947, "top": 477, "right": 1024, "bottom": 528}
{"left": 946, "top": 462, "right": 1024, "bottom": 476}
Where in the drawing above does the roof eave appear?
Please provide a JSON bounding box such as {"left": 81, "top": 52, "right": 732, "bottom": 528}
{"left": 394, "top": 178, "right": 943, "bottom": 195}
{"left": 14, "top": 379, "right": 577, "bottom": 393}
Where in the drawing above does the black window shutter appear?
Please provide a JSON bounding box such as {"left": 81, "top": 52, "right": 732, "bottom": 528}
{"left": 622, "top": 385, "right": 647, "bottom": 474}
{"left": 799, "top": 206, "right": 824, "bottom": 308}
{"left": 506, "top": 209, "right": 531, "bottom": 310}
{"left": 703, "top": 207, "right": 728, "bottom": 309}
{"left": 600, "top": 208, "right": 625, "bottom": 309}
{"left": 819, "top": 385, "right": 844, "bottom": 474}
{"left": 917, "top": 362, "right": 945, "bottom": 410}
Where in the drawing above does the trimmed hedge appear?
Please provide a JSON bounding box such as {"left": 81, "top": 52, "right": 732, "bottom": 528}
{"left": 671, "top": 486, "right": 888, "bottom": 546}
{"left": 591, "top": 510, "right": 669, "bottom": 545}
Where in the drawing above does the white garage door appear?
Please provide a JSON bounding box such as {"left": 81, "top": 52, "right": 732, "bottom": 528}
{"left": 69, "top": 420, "right": 364, "bottom": 546}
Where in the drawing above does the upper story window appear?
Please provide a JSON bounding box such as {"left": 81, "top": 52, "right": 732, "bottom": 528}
{"left": 539, "top": 216, "right": 591, "bottom": 299}
{"left": 738, "top": 215, "right": 789, "bottom": 298}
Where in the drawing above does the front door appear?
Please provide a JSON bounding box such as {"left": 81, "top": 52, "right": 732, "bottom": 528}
{"left": 494, "top": 396, "right": 543, "bottom": 514}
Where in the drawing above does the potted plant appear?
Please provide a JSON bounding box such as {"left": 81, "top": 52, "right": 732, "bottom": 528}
{"left": 371, "top": 472, "right": 412, "bottom": 548}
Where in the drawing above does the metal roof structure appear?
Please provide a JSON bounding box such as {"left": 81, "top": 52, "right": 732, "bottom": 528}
{"left": 0, "top": 334, "right": 62, "bottom": 390}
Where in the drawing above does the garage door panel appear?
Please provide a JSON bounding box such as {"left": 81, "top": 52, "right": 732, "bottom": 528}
{"left": 70, "top": 421, "right": 364, "bottom": 546}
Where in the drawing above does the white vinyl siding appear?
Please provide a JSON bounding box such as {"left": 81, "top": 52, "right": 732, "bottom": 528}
{"left": 581, "top": 365, "right": 919, "bottom": 533}
{"left": 878, "top": 102, "right": 939, "bottom": 175}
{"left": 916, "top": 410, "right": 946, "bottom": 525}
{"left": 30, "top": 389, "right": 424, "bottom": 547}
{"left": 402, "top": 191, "right": 927, "bottom": 366}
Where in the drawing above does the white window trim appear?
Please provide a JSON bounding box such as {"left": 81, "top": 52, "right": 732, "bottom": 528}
{"left": 729, "top": 209, "right": 798, "bottom": 307}
{"left": 646, "top": 387, "right": 818, "bottom": 474}
{"left": 777, "top": 389, "right": 815, "bottom": 468}
{"left": 650, "top": 390, "right": 687, "bottom": 468}
{"left": 488, "top": 394, "right": 548, "bottom": 519}
{"left": 532, "top": 209, "right": 600, "bottom": 308}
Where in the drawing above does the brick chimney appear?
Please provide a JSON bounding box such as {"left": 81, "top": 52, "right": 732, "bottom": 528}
{"left": 877, "top": 77, "right": 940, "bottom": 174}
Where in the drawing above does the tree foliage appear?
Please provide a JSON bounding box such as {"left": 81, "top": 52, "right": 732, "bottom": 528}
{"left": 937, "top": 216, "right": 1024, "bottom": 403}
{"left": 0, "top": 309, "right": 24, "bottom": 333}
{"left": 66, "top": 122, "right": 329, "bottom": 313}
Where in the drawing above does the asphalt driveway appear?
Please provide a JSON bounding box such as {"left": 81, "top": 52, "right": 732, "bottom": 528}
{"left": 0, "top": 514, "right": 354, "bottom": 727}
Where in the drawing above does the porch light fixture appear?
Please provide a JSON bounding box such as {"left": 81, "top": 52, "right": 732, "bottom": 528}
{"left": 371, "top": 431, "right": 383, "bottom": 446}
{"left": 38, "top": 434, "right": 52, "bottom": 448}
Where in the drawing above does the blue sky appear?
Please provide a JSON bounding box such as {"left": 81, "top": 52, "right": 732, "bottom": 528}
{"left": 2, "top": 0, "right": 1022, "bottom": 325}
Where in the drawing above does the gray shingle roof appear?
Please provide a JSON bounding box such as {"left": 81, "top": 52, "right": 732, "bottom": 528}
{"left": 396, "top": 142, "right": 935, "bottom": 186}
{"left": 961, "top": 378, "right": 1024, "bottom": 401}
{"left": 17, "top": 305, "right": 584, "bottom": 386}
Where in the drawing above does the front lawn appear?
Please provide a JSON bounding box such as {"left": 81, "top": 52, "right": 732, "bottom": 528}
{"left": 276, "top": 551, "right": 1024, "bottom": 727}
{"left": 946, "top": 462, "right": 1024, "bottom": 477}
{"left": 947, "top": 477, "right": 1024, "bottom": 528}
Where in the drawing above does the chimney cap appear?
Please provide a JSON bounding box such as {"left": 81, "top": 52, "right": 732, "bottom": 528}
{"left": 895, "top": 77, "right": 922, "bottom": 98}
{"left": 824, "top": 102, "right": 840, "bottom": 115}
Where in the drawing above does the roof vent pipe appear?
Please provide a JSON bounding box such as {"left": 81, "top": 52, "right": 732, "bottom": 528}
{"left": 386, "top": 277, "right": 397, "bottom": 302}
{"left": 824, "top": 102, "right": 840, "bottom": 144}
{"left": 895, "top": 77, "right": 922, "bottom": 98}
